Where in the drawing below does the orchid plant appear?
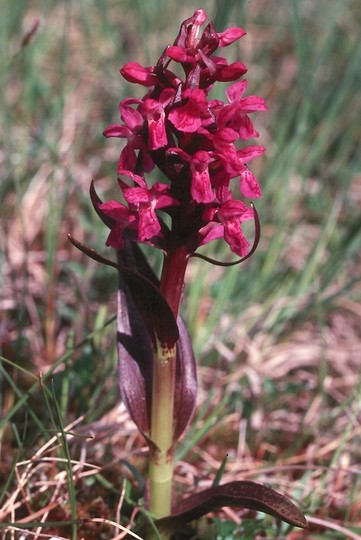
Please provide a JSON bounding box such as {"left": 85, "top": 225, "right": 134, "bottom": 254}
{"left": 70, "top": 9, "right": 307, "bottom": 538}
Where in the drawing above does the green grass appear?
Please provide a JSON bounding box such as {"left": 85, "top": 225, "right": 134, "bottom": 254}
{"left": 1, "top": 0, "right": 361, "bottom": 538}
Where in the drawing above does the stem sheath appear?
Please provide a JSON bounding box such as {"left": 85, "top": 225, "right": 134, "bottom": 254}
{"left": 149, "top": 247, "right": 189, "bottom": 521}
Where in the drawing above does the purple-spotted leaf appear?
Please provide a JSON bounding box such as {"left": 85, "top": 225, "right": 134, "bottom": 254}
{"left": 154, "top": 480, "right": 308, "bottom": 534}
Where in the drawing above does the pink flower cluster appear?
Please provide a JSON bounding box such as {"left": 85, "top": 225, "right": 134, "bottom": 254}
{"left": 100, "top": 8, "right": 267, "bottom": 257}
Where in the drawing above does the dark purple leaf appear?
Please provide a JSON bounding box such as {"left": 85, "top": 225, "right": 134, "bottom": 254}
{"left": 116, "top": 260, "right": 178, "bottom": 350}
{"left": 154, "top": 481, "right": 308, "bottom": 534}
{"left": 117, "top": 277, "right": 153, "bottom": 440}
{"left": 117, "top": 282, "right": 197, "bottom": 445}
{"left": 117, "top": 241, "right": 159, "bottom": 287}
{"left": 116, "top": 242, "right": 197, "bottom": 446}
{"left": 67, "top": 234, "right": 179, "bottom": 349}
{"left": 90, "top": 180, "right": 115, "bottom": 229}
{"left": 69, "top": 233, "right": 197, "bottom": 446}
{"left": 117, "top": 302, "right": 197, "bottom": 447}
{"left": 173, "top": 316, "right": 197, "bottom": 443}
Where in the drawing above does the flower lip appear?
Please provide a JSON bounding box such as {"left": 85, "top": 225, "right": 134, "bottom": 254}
{"left": 192, "top": 203, "right": 261, "bottom": 266}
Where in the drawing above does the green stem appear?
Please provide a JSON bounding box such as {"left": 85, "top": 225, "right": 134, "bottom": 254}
{"left": 149, "top": 346, "right": 176, "bottom": 519}
{"left": 148, "top": 247, "right": 189, "bottom": 522}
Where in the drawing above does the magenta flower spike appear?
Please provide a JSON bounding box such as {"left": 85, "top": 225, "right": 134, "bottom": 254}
{"left": 100, "top": 9, "right": 267, "bottom": 265}
{"left": 73, "top": 8, "right": 307, "bottom": 536}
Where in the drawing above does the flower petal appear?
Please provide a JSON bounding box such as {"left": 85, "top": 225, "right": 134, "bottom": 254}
{"left": 239, "top": 168, "right": 262, "bottom": 198}
{"left": 142, "top": 99, "right": 167, "bottom": 149}
{"left": 217, "top": 27, "right": 246, "bottom": 47}
{"left": 217, "top": 61, "right": 248, "bottom": 82}
{"left": 120, "top": 62, "right": 158, "bottom": 86}
{"left": 226, "top": 79, "right": 248, "bottom": 103}
{"left": 103, "top": 124, "right": 130, "bottom": 138}
{"left": 190, "top": 151, "right": 214, "bottom": 203}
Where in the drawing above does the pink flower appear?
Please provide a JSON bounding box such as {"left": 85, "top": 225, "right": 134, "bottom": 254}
{"left": 100, "top": 9, "right": 267, "bottom": 258}
{"left": 98, "top": 200, "right": 137, "bottom": 249}
{"left": 103, "top": 98, "right": 154, "bottom": 173}
{"left": 198, "top": 193, "right": 254, "bottom": 257}
{"left": 100, "top": 171, "right": 178, "bottom": 249}
{"left": 218, "top": 199, "right": 253, "bottom": 256}
{"left": 214, "top": 80, "right": 268, "bottom": 140}
{"left": 141, "top": 98, "right": 168, "bottom": 149}
{"left": 189, "top": 151, "right": 214, "bottom": 203}
{"left": 120, "top": 62, "right": 158, "bottom": 86}
{"left": 168, "top": 89, "right": 210, "bottom": 133}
